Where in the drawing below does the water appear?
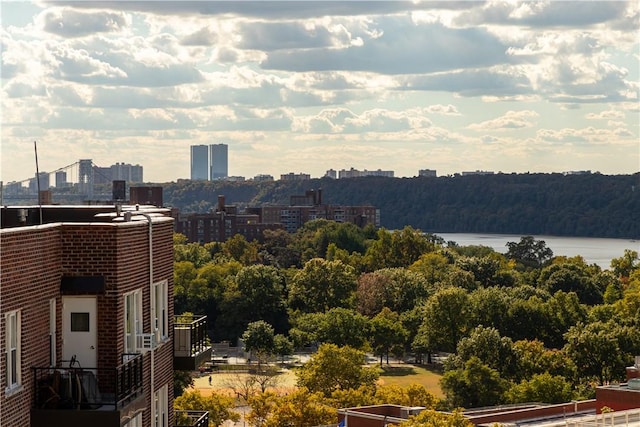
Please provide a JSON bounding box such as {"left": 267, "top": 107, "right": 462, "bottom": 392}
{"left": 436, "top": 233, "right": 639, "bottom": 270}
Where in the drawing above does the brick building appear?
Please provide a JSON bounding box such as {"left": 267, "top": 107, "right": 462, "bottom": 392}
{"left": 175, "top": 190, "right": 379, "bottom": 243}
{"left": 0, "top": 205, "right": 211, "bottom": 427}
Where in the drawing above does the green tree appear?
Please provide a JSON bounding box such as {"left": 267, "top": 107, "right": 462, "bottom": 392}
{"left": 505, "top": 372, "right": 574, "bottom": 404}
{"left": 173, "top": 370, "right": 194, "bottom": 398}
{"left": 414, "top": 287, "right": 471, "bottom": 354}
{"left": 370, "top": 308, "right": 408, "bottom": 365}
{"left": 505, "top": 236, "right": 553, "bottom": 269}
{"left": 242, "top": 320, "right": 275, "bottom": 368}
{"left": 440, "top": 356, "right": 508, "bottom": 409}
{"left": 445, "top": 325, "right": 516, "bottom": 379}
{"left": 222, "top": 233, "right": 261, "bottom": 265}
{"left": 364, "top": 226, "right": 436, "bottom": 270}
{"left": 289, "top": 258, "right": 357, "bottom": 312}
{"left": 216, "top": 264, "right": 287, "bottom": 340}
{"left": 273, "top": 334, "right": 294, "bottom": 364}
{"left": 296, "top": 343, "right": 380, "bottom": 396}
{"left": 512, "top": 339, "right": 576, "bottom": 382}
{"left": 174, "top": 390, "right": 239, "bottom": 427}
{"left": 610, "top": 249, "right": 640, "bottom": 280}
{"left": 564, "top": 321, "right": 639, "bottom": 384}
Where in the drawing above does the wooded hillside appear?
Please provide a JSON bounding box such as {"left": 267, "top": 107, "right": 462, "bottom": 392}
{"left": 162, "top": 172, "right": 640, "bottom": 239}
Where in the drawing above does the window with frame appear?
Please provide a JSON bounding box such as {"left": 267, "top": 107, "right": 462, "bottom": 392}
{"left": 152, "top": 280, "right": 168, "bottom": 342}
{"left": 5, "top": 310, "right": 21, "bottom": 391}
{"left": 124, "top": 289, "right": 142, "bottom": 353}
{"left": 154, "top": 384, "right": 168, "bottom": 427}
{"left": 123, "top": 413, "right": 142, "bottom": 427}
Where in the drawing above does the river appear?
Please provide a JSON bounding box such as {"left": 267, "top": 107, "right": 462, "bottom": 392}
{"left": 435, "top": 233, "right": 639, "bottom": 270}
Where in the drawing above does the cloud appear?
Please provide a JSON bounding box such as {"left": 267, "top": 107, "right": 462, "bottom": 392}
{"left": 180, "top": 27, "right": 217, "bottom": 46}
{"left": 468, "top": 110, "right": 539, "bottom": 131}
{"left": 39, "top": 7, "right": 128, "bottom": 37}
{"left": 260, "top": 18, "right": 513, "bottom": 74}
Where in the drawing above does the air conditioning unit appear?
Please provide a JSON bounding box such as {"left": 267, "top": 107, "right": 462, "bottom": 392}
{"left": 137, "top": 333, "right": 157, "bottom": 351}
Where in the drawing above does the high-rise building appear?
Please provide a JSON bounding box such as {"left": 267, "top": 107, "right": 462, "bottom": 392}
{"left": 111, "top": 162, "right": 143, "bottom": 183}
{"left": 209, "top": 144, "right": 228, "bottom": 180}
{"left": 190, "top": 145, "right": 209, "bottom": 180}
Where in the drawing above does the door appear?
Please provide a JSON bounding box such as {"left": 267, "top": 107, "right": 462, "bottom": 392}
{"left": 62, "top": 296, "right": 97, "bottom": 368}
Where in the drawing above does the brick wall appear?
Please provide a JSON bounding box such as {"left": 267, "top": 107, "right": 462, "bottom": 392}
{"left": 1, "top": 225, "right": 63, "bottom": 427}
{"left": 1, "top": 216, "right": 176, "bottom": 427}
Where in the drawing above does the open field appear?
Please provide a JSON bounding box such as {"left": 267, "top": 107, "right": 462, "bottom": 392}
{"left": 191, "top": 362, "right": 443, "bottom": 398}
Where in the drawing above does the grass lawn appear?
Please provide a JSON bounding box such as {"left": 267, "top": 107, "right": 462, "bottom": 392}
{"left": 376, "top": 364, "right": 444, "bottom": 398}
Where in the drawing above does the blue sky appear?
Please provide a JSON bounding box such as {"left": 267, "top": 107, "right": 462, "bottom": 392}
{"left": 1, "top": 1, "right": 638, "bottom": 183}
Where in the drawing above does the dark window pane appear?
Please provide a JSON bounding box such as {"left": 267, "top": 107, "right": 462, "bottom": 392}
{"left": 71, "top": 312, "right": 90, "bottom": 332}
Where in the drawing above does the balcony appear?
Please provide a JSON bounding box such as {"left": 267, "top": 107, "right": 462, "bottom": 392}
{"left": 31, "top": 353, "right": 144, "bottom": 427}
{"left": 174, "top": 314, "right": 212, "bottom": 371}
{"left": 176, "top": 410, "right": 210, "bottom": 427}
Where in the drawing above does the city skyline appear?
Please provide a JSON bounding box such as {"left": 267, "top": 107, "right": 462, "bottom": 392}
{"left": 1, "top": 1, "right": 638, "bottom": 183}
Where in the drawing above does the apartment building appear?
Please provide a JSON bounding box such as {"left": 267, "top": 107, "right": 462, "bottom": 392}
{"left": 0, "top": 205, "right": 211, "bottom": 427}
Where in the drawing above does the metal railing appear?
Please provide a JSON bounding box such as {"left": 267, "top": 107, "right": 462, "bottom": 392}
{"left": 174, "top": 315, "right": 208, "bottom": 357}
{"left": 32, "top": 353, "right": 143, "bottom": 410}
{"left": 175, "top": 410, "right": 209, "bottom": 427}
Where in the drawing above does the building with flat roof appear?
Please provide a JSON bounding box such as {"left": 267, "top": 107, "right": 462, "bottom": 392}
{"left": 190, "top": 145, "right": 209, "bottom": 180}
{"left": 0, "top": 204, "right": 211, "bottom": 427}
{"left": 210, "top": 143, "right": 228, "bottom": 180}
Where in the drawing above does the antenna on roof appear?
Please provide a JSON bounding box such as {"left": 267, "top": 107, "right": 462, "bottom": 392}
{"left": 34, "top": 140, "right": 43, "bottom": 225}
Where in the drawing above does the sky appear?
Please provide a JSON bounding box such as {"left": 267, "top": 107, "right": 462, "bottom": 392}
{"left": 1, "top": 1, "right": 639, "bottom": 184}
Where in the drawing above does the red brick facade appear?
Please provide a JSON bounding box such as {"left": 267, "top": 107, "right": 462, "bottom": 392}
{"left": 1, "top": 213, "right": 175, "bottom": 427}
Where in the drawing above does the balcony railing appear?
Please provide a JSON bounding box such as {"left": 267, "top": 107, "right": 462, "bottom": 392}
{"left": 174, "top": 315, "right": 212, "bottom": 370}
{"left": 32, "top": 353, "right": 143, "bottom": 410}
{"left": 175, "top": 315, "right": 208, "bottom": 357}
{"left": 175, "top": 410, "right": 209, "bottom": 427}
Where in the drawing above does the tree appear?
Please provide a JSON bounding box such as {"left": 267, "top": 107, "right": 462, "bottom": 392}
{"left": 414, "top": 287, "right": 471, "bottom": 354}
{"left": 505, "top": 236, "right": 553, "bottom": 269}
{"left": 445, "top": 325, "right": 516, "bottom": 380}
{"left": 174, "top": 390, "right": 239, "bottom": 427}
{"left": 289, "top": 308, "right": 371, "bottom": 349}
{"left": 173, "top": 370, "right": 194, "bottom": 398}
{"left": 369, "top": 308, "right": 408, "bottom": 365}
{"left": 288, "top": 258, "right": 357, "bottom": 312}
{"left": 248, "top": 388, "right": 337, "bottom": 427}
{"left": 399, "top": 408, "right": 473, "bottom": 427}
{"left": 296, "top": 343, "right": 380, "bottom": 396}
{"left": 222, "top": 233, "right": 261, "bottom": 265}
{"left": 440, "top": 356, "right": 508, "bottom": 409}
{"left": 512, "top": 339, "right": 576, "bottom": 382}
{"left": 610, "top": 249, "right": 640, "bottom": 280}
{"left": 356, "top": 268, "right": 431, "bottom": 316}
{"left": 538, "top": 262, "right": 602, "bottom": 305}
{"left": 373, "top": 384, "right": 439, "bottom": 408}
{"left": 216, "top": 264, "right": 287, "bottom": 340}
{"left": 242, "top": 320, "right": 275, "bottom": 367}
{"left": 564, "top": 321, "right": 639, "bottom": 384}
{"left": 273, "top": 334, "right": 294, "bottom": 364}
{"left": 364, "top": 227, "right": 436, "bottom": 270}
{"left": 505, "top": 372, "right": 574, "bottom": 404}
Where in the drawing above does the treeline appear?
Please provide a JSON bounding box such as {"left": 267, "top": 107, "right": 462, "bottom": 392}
{"left": 163, "top": 172, "right": 640, "bottom": 239}
{"left": 174, "top": 220, "right": 640, "bottom": 410}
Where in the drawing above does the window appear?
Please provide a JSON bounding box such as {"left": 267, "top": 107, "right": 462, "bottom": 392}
{"left": 5, "top": 310, "right": 21, "bottom": 391}
{"left": 124, "top": 290, "right": 142, "bottom": 353}
{"left": 152, "top": 280, "right": 168, "bottom": 342}
{"left": 154, "top": 384, "right": 168, "bottom": 427}
{"left": 49, "top": 299, "right": 56, "bottom": 367}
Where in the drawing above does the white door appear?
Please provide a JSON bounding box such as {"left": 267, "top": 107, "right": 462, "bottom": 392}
{"left": 62, "top": 296, "right": 97, "bottom": 368}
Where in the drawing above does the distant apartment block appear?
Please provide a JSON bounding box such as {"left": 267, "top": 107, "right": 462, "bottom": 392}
{"left": 461, "top": 170, "right": 494, "bottom": 176}
{"left": 280, "top": 172, "right": 311, "bottom": 181}
{"left": 338, "top": 167, "right": 394, "bottom": 179}
{"left": 93, "top": 162, "right": 144, "bottom": 185}
{"left": 0, "top": 204, "right": 211, "bottom": 427}
{"left": 253, "top": 174, "right": 274, "bottom": 182}
{"left": 418, "top": 169, "right": 437, "bottom": 177}
{"left": 325, "top": 169, "right": 337, "bottom": 179}
{"left": 175, "top": 195, "right": 284, "bottom": 243}
{"left": 210, "top": 143, "right": 228, "bottom": 180}
{"left": 248, "top": 188, "right": 380, "bottom": 233}
{"left": 190, "top": 144, "right": 229, "bottom": 180}
{"left": 176, "top": 189, "right": 379, "bottom": 242}
{"left": 28, "top": 172, "right": 50, "bottom": 192}
{"left": 190, "top": 144, "right": 209, "bottom": 180}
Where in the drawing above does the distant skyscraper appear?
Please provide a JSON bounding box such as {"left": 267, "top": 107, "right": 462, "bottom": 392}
{"left": 191, "top": 145, "right": 209, "bottom": 180}
{"left": 210, "top": 144, "right": 228, "bottom": 180}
